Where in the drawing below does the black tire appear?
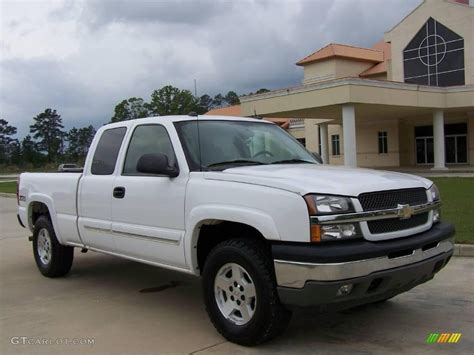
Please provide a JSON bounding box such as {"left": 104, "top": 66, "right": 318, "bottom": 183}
{"left": 32, "top": 215, "right": 74, "bottom": 278}
{"left": 202, "top": 238, "right": 291, "bottom": 346}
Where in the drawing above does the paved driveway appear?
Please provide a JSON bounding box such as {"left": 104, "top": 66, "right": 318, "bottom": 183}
{"left": 0, "top": 197, "right": 472, "bottom": 354}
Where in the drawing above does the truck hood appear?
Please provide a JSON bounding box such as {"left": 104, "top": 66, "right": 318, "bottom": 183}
{"left": 204, "top": 164, "right": 433, "bottom": 196}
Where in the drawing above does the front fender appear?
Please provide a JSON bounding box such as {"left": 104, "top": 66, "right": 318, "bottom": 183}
{"left": 184, "top": 204, "right": 280, "bottom": 274}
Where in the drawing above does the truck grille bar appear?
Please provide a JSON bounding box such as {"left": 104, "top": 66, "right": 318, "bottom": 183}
{"left": 310, "top": 200, "right": 440, "bottom": 225}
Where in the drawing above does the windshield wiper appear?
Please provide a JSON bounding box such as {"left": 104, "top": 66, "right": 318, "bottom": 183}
{"left": 270, "top": 159, "right": 316, "bottom": 165}
{"left": 206, "top": 160, "right": 266, "bottom": 169}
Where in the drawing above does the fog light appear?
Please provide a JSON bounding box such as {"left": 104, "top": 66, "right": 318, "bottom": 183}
{"left": 432, "top": 209, "right": 440, "bottom": 223}
{"left": 336, "top": 284, "right": 353, "bottom": 297}
{"left": 321, "top": 224, "right": 357, "bottom": 241}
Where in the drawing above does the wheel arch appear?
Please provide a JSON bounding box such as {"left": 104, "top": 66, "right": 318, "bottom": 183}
{"left": 27, "top": 194, "right": 64, "bottom": 244}
{"left": 185, "top": 205, "right": 280, "bottom": 275}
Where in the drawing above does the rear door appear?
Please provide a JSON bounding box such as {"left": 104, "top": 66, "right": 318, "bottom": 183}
{"left": 78, "top": 126, "right": 128, "bottom": 251}
{"left": 111, "top": 123, "right": 187, "bottom": 268}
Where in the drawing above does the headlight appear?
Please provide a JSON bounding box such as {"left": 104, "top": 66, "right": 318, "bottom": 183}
{"left": 428, "top": 184, "right": 441, "bottom": 223}
{"left": 303, "top": 195, "right": 354, "bottom": 215}
{"left": 304, "top": 194, "right": 359, "bottom": 242}
{"left": 429, "top": 184, "right": 440, "bottom": 201}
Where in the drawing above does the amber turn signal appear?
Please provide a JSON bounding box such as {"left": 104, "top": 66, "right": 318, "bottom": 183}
{"left": 310, "top": 224, "right": 321, "bottom": 242}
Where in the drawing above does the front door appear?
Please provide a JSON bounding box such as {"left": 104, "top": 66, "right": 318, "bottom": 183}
{"left": 111, "top": 123, "right": 187, "bottom": 268}
{"left": 446, "top": 135, "right": 468, "bottom": 164}
{"left": 416, "top": 137, "right": 434, "bottom": 165}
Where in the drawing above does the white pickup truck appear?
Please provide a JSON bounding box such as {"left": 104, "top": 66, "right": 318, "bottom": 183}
{"left": 17, "top": 115, "right": 455, "bottom": 345}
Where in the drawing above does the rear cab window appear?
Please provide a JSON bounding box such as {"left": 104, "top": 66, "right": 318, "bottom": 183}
{"left": 91, "top": 127, "right": 127, "bottom": 175}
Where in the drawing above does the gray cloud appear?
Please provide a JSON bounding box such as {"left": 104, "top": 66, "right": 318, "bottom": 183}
{"left": 79, "top": 0, "right": 231, "bottom": 28}
{"left": 1, "top": 0, "right": 422, "bottom": 139}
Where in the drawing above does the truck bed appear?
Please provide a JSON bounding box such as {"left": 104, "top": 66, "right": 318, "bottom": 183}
{"left": 18, "top": 172, "right": 83, "bottom": 245}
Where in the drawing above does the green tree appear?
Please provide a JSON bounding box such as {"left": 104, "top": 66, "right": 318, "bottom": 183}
{"left": 212, "top": 93, "right": 225, "bottom": 108}
{"left": 148, "top": 85, "right": 200, "bottom": 116}
{"left": 9, "top": 139, "right": 21, "bottom": 166}
{"left": 66, "top": 125, "right": 96, "bottom": 162}
{"left": 110, "top": 97, "right": 150, "bottom": 123}
{"left": 255, "top": 88, "right": 270, "bottom": 94}
{"left": 198, "top": 94, "right": 213, "bottom": 114}
{"left": 78, "top": 125, "right": 96, "bottom": 159}
{"left": 0, "top": 119, "right": 18, "bottom": 164}
{"left": 20, "top": 135, "right": 43, "bottom": 166}
{"left": 66, "top": 127, "right": 80, "bottom": 160}
{"left": 29, "top": 108, "right": 65, "bottom": 162}
{"left": 224, "top": 91, "right": 240, "bottom": 105}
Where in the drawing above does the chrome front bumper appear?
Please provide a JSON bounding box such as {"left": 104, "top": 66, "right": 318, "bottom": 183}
{"left": 274, "top": 237, "right": 454, "bottom": 288}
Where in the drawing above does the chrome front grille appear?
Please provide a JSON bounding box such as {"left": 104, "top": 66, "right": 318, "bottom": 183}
{"left": 358, "top": 188, "right": 429, "bottom": 234}
{"left": 367, "top": 212, "right": 430, "bottom": 234}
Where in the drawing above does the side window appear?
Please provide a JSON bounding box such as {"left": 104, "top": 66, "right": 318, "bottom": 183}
{"left": 331, "top": 134, "right": 340, "bottom": 156}
{"left": 123, "top": 124, "right": 176, "bottom": 175}
{"left": 378, "top": 131, "right": 388, "bottom": 154}
{"left": 91, "top": 127, "right": 127, "bottom": 175}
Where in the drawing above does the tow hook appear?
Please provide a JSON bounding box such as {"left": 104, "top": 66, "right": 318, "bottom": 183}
{"left": 81, "top": 248, "right": 88, "bottom": 253}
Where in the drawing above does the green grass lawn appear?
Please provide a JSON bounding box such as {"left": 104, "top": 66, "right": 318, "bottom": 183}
{"left": 0, "top": 176, "right": 472, "bottom": 243}
{"left": 430, "top": 177, "right": 474, "bottom": 244}
{"left": 0, "top": 181, "right": 16, "bottom": 194}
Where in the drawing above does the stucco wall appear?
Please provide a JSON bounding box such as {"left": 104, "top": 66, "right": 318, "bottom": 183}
{"left": 334, "top": 59, "right": 374, "bottom": 79}
{"left": 356, "top": 120, "right": 400, "bottom": 167}
{"left": 327, "top": 122, "right": 400, "bottom": 167}
{"left": 303, "top": 60, "right": 336, "bottom": 84}
{"left": 303, "top": 119, "right": 320, "bottom": 152}
{"left": 303, "top": 58, "right": 374, "bottom": 84}
{"left": 386, "top": 0, "right": 474, "bottom": 85}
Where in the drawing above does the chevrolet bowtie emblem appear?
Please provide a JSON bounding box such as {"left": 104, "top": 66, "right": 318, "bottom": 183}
{"left": 398, "top": 204, "right": 414, "bottom": 220}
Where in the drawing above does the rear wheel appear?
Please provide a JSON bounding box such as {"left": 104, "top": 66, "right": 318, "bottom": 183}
{"left": 202, "top": 239, "right": 291, "bottom": 346}
{"left": 33, "top": 216, "right": 74, "bottom": 278}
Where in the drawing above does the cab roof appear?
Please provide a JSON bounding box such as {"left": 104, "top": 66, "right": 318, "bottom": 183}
{"left": 104, "top": 115, "right": 272, "bottom": 129}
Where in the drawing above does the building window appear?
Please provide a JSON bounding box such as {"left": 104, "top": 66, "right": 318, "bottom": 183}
{"left": 378, "top": 131, "right": 388, "bottom": 154}
{"left": 296, "top": 138, "right": 306, "bottom": 147}
{"left": 403, "top": 17, "right": 464, "bottom": 87}
{"left": 331, "top": 135, "right": 340, "bottom": 156}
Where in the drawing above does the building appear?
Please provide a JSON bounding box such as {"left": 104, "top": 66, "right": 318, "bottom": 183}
{"left": 235, "top": 0, "right": 473, "bottom": 170}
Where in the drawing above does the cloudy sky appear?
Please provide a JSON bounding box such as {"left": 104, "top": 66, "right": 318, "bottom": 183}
{"left": 1, "top": 0, "right": 422, "bottom": 138}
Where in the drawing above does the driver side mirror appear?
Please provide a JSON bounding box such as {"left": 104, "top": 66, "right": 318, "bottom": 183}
{"left": 136, "top": 153, "right": 179, "bottom": 177}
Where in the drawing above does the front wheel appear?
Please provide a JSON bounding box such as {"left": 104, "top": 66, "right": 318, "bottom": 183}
{"left": 33, "top": 216, "right": 74, "bottom": 278}
{"left": 202, "top": 239, "right": 291, "bottom": 346}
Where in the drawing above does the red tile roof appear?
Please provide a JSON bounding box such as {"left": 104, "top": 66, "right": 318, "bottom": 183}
{"left": 296, "top": 43, "right": 384, "bottom": 66}
{"left": 359, "top": 40, "right": 391, "bottom": 77}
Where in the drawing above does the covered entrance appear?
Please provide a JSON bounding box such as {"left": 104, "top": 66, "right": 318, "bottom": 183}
{"left": 240, "top": 78, "right": 474, "bottom": 170}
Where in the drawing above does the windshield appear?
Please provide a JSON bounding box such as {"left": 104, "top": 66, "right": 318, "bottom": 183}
{"left": 174, "top": 120, "right": 318, "bottom": 171}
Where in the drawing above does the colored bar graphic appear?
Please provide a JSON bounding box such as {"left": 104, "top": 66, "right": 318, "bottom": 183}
{"left": 426, "top": 333, "right": 461, "bottom": 344}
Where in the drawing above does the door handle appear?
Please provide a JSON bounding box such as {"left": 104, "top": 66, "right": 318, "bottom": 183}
{"left": 113, "top": 186, "right": 126, "bottom": 199}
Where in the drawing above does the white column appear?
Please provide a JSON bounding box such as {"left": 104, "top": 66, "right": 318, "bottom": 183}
{"left": 432, "top": 109, "right": 447, "bottom": 170}
{"left": 342, "top": 104, "right": 357, "bottom": 167}
{"left": 319, "top": 123, "right": 329, "bottom": 164}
